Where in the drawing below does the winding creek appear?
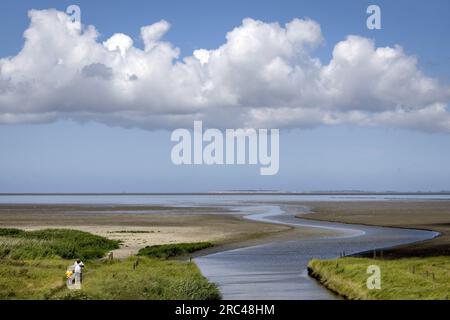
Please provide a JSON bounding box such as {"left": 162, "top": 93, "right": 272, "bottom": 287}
{"left": 196, "top": 204, "right": 439, "bottom": 300}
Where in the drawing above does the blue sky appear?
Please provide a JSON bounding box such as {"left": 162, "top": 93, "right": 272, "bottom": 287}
{"left": 1, "top": 0, "right": 450, "bottom": 192}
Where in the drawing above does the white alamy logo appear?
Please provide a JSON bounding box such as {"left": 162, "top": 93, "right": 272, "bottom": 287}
{"left": 366, "top": 5, "right": 382, "bottom": 30}
{"left": 367, "top": 265, "right": 381, "bottom": 290}
{"left": 171, "top": 121, "right": 279, "bottom": 175}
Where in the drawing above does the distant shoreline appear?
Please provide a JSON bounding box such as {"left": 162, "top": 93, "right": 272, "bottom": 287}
{"left": 2, "top": 192, "right": 450, "bottom": 196}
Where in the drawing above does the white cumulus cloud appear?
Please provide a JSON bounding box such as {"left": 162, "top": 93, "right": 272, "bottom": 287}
{"left": 0, "top": 9, "right": 449, "bottom": 132}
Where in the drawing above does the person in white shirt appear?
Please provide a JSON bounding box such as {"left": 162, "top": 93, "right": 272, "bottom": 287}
{"left": 73, "top": 259, "right": 85, "bottom": 284}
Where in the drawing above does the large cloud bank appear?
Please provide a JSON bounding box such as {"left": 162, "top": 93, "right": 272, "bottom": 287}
{"left": 1, "top": 9, "right": 450, "bottom": 131}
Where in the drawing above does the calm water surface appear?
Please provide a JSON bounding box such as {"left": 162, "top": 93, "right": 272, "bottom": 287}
{"left": 196, "top": 205, "right": 438, "bottom": 299}
{"left": 1, "top": 193, "right": 450, "bottom": 205}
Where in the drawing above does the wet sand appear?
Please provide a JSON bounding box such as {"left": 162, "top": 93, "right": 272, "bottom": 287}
{"left": 295, "top": 201, "right": 450, "bottom": 257}
{"left": 1, "top": 201, "right": 445, "bottom": 260}
{"left": 0, "top": 204, "right": 310, "bottom": 259}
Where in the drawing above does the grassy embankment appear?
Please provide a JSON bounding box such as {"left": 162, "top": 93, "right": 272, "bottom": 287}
{"left": 308, "top": 256, "right": 450, "bottom": 300}
{"left": 0, "top": 228, "right": 219, "bottom": 300}
{"left": 303, "top": 201, "right": 450, "bottom": 299}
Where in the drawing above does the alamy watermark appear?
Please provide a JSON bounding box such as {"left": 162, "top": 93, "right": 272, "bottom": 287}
{"left": 367, "top": 4, "right": 382, "bottom": 30}
{"left": 66, "top": 5, "right": 81, "bottom": 25}
{"left": 171, "top": 121, "right": 279, "bottom": 176}
{"left": 367, "top": 265, "right": 381, "bottom": 290}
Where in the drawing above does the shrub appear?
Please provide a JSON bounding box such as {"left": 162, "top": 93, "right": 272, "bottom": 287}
{"left": 0, "top": 228, "right": 120, "bottom": 260}
{"left": 138, "top": 242, "right": 213, "bottom": 259}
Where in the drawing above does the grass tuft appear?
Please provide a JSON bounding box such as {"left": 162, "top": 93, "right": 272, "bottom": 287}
{"left": 138, "top": 242, "right": 213, "bottom": 259}
{"left": 0, "top": 228, "right": 120, "bottom": 260}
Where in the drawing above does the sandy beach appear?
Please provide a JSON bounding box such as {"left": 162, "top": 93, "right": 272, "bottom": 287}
{"left": 0, "top": 204, "right": 324, "bottom": 259}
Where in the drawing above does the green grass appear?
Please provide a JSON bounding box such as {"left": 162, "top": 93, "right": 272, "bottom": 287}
{"left": 308, "top": 256, "right": 450, "bottom": 300}
{"left": 0, "top": 259, "right": 68, "bottom": 299}
{"left": 57, "top": 257, "right": 220, "bottom": 300}
{"left": 0, "top": 257, "right": 220, "bottom": 300}
{"left": 138, "top": 242, "right": 213, "bottom": 259}
{"left": 0, "top": 228, "right": 120, "bottom": 260}
{"left": 0, "top": 229, "right": 220, "bottom": 300}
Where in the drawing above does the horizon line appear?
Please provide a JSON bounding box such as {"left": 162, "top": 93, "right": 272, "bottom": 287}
{"left": 2, "top": 191, "right": 450, "bottom": 196}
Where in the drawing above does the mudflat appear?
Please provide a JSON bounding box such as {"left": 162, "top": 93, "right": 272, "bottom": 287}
{"left": 0, "top": 204, "right": 298, "bottom": 259}
{"left": 296, "top": 201, "right": 450, "bottom": 257}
